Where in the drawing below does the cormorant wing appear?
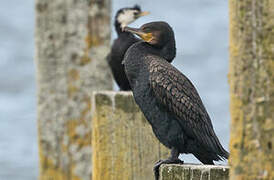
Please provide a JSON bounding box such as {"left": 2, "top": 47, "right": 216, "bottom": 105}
{"left": 148, "top": 55, "right": 224, "bottom": 155}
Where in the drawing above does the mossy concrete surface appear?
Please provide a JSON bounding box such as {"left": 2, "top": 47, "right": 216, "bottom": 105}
{"left": 229, "top": 0, "right": 274, "bottom": 179}
{"left": 92, "top": 91, "right": 169, "bottom": 180}
{"left": 35, "top": 0, "right": 112, "bottom": 179}
{"left": 160, "top": 164, "right": 229, "bottom": 180}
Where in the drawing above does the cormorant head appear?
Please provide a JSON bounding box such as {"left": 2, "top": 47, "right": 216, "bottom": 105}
{"left": 115, "top": 5, "right": 149, "bottom": 30}
{"left": 124, "top": 21, "right": 175, "bottom": 48}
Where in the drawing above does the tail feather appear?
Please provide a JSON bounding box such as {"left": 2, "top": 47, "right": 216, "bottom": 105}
{"left": 219, "top": 147, "right": 229, "bottom": 160}
{"left": 209, "top": 129, "right": 229, "bottom": 160}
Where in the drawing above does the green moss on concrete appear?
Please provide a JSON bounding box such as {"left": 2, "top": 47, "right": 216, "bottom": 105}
{"left": 115, "top": 92, "right": 140, "bottom": 113}
{"left": 95, "top": 93, "right": 113, "bottom": 107}
{"left": 160, "top": 164, "right": 229, "bottom": 180}
{"left": 191, "top": 169, "right": 201, "bottom": 180}
{"left": 210, "top": 168, "right": 229, "bottom": 180}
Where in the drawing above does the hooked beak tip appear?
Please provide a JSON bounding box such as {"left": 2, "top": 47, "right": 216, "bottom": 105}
{"left": 124, "top": 26, "right": 153, "bottom": 43}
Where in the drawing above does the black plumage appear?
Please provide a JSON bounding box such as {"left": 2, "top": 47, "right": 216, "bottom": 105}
{"left": 123, "top": 22, "right": 229, "bottom": 179}
{"left": 107, "top": 5, "right": 148, "bottom": 90}
{"left": 107, "top": 32, "right": 138, "bottom": 90}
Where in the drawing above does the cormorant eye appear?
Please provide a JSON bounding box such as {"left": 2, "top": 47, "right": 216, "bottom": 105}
{"left": 133, "top": 11, "right": 140, "bottom": 17}
{"left": 142, "top": 27, "right": 151, "bottom": 32}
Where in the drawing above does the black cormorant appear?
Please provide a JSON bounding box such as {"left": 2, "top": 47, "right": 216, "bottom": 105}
{"left": 107, "top": 5, "right": 149, "bottom": 90}
{"left": 123, "top": 22, "right": 229, "bottom": 180}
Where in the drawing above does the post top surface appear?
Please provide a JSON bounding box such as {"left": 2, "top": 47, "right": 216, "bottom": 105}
{"left": 161, "top": 163, "right": 229, "bottom": 170}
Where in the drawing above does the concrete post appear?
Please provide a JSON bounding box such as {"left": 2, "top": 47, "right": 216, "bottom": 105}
{"left": 159, "top": 164, "right": 229, "bottom": 180}
{"left": 229, "top": 0, "right": 274, "bottom": 179}
{"left": 35, "top": 0, "right": 112, "bottom": 179}
{"left": 92, "top": 91, "right": 169, "bottom": 180}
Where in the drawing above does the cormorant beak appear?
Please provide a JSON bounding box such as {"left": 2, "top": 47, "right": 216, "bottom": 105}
{"left": 124, "top": 26, "right": 154, "bottom": 43}
{"left": 137, "top": 11, "right": 150, "bottom": 17}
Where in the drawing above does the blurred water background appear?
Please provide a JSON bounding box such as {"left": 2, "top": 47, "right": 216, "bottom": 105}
{"left": 0, "top": 0, "right": 229, "bottom": 179}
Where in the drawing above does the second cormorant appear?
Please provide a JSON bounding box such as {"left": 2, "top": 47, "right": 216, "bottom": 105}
{"left": 123, "top": 22, "right": 229, "bottom": 180}
{"left": 107, "top": 5, "right": 149, "bottom": 90}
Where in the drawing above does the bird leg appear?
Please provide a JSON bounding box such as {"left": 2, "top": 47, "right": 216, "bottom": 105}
{"left": 153, "top": 147, "right": 184, "bottom": 180}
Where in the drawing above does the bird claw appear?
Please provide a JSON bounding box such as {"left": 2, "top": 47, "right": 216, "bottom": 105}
{"left": 155, "top": 159, "right": 163, "bottom": 164}
{"left": 153, "top": 158, "right": 184, "bottom": 180}
{"left": 153, "top": 161, "right": 162, "bottom": 180}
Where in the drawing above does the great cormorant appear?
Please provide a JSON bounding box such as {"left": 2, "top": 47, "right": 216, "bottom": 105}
{"left": 107, "top": 5, "right": 149, "bottom": 90}
{"left": 123, "top": 22, "right": 229, "bottom": 180}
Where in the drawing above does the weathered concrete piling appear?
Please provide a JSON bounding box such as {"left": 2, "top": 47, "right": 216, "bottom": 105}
{"left": 229, "top": 0, "right": 274, "bottom": 179}
{"left": 159, "top": 164, "right": 229, "bottom": 180}
{"left": 92, "top": 91, "right": 169, "bottom": 180}
{"left": 35, "top": 0, "right": 112, "bottom": 179}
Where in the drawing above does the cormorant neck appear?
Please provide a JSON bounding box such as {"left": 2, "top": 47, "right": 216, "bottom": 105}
{"left": 158, "top": 39, "right": 176, "bottom": 62}
{"left": 143, "top": 40, "right": 176, "bottom": 63}
{"left": 115, "top": 20, "right": 124, "bottom": 35}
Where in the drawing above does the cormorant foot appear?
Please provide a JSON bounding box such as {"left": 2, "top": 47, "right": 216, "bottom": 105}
{"left": 153, "top": 158, "right": 184, "bottom": 180}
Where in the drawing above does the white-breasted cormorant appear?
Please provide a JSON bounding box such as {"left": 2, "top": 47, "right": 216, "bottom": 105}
{"left": 123, "top": 22, "right": 229, "bottom": 180}
{"left": 107, "top": 5, "right": 149, "bottom": 90}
